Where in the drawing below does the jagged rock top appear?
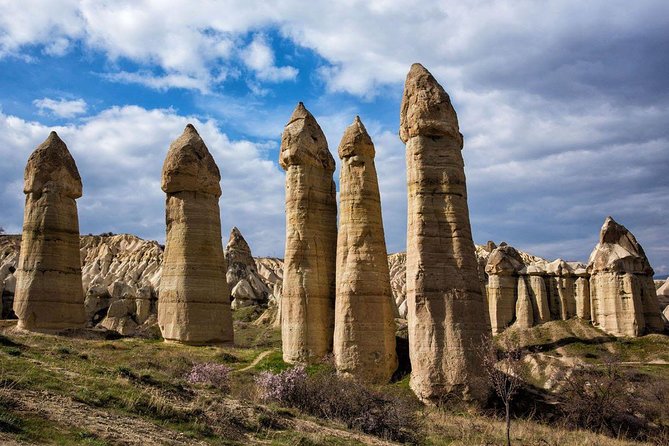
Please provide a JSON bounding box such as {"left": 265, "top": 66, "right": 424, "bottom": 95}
{"left": 338, "top": 116, "right": 375, "bottom": 159}
{"left": 279, "top": 102, "right": 335, "bottom": 172}
{"left": 161, "top": 124, "right": 221, "bottom": 197}
{"left": 485, "top": 245, "right": 525, "bottom": 275}
{"left": 587, "top": 216, "right": 653, "bottom": 275}
{"left": 225, "top": 227, "right": 254, "bottom": 268}
{"left": 399, "top": 63, "right": 462, "bottom": 145}
{"left": 24, "top": 131, "right": 82, "bottom": 198}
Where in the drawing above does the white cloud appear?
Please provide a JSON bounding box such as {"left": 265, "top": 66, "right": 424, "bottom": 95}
{"left": 33, "top": 97, "right": 88, "bottom": 118}
{"left": 242, "top": 34, "right": 298, "bottom": 82}
{"left": 0, "top": 106, "right": 286, "bottom": 256}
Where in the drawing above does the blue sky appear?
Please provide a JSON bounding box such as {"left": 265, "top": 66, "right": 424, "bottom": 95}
{"left": 0, "top": 1, "right": 668, "bottom": 277}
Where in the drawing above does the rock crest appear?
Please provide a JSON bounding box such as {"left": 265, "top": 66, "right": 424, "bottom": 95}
{"left": 13, "top": 132, "right": 86, "bottom": 330}
{"left": 334, "top": 116, "right": 397, "bottom": 383}
{"left": 158, "top": 124, "right": 233, "bottom": 344}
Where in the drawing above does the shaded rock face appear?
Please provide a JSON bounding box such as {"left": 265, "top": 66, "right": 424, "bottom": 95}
{"left": 400, "top": 64, "right": 489, "bottom": 403}
{"left": 13, "top": 132, "right": 86, "bottom": 330}
{"left": 279, "top": 103, "right": 337, "bottom": 363}
{"left": 485, "top": 245, "right": 524, "bottom": 334}
{"left": 334, "top": 117, "right": 398, "bottom": 383}
{"left": 224, "top": 227, "right": 272, "bottom": 310}
{"left": 587, "top": 216, "right": 663, "bottom": 337}
{"left": 158, "top": 124, "right": 233, "bottom": 344}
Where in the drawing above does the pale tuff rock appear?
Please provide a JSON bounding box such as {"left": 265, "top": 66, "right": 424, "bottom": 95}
{"left": 587, "top": 216, "right": 663, "bottom": 336}
{"left": 523, "top": 264, "right": 551, "bottom": 324}
{"left": 401, "top": 63, "right": 489, "bottom": 403}
{"left": 280, "top": 103, "right": 337, "bottom": 363}
{"left": 388, "top": 252, "right": 407, "bottom": 318}
{"left": 225, "top": 227, "right": 272, "bottom": 309}
{"left": 546, "top": 260, "right": 577, "bottom": 320}
{"left": 514, "top": 277, "right": 534, "bottom": 329}
{"left": 13, "top": 132, "right": 86, "bottom": 330}
{"left": 334, "top": 116, "right": 398, "bottom": 383}
{"left": 485, "top": 245, "right": 524, "bottom": 335}
{"left": 0, "top": 236, "right": 20, "bottom": 319}
{"left": 158, "top": 124, "right": 233, "bottom": 344}
{"left": 574, "top": 267, "right": 591, "bottom": 320}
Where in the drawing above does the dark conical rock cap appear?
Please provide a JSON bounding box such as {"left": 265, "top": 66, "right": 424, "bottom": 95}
{"left": 24, "top": 131, "right": 82, "bottom": 198}
{"left": 338, "top": 115, "right": 375, "bottom": 159}
{"left": 161, "top": 123, "right": 221, "bottom": 197}
{"left": 399, "top": 63, "right": 462, "bottom": 145}
{"left": 587, "top": 216, "right": 653, "bottom": 275}
{"left": 279, "top": 102, "right": 335, "bottom": 172}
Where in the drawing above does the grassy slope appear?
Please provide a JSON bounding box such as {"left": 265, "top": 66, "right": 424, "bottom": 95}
{"left": 0, "top": 317, "right": 664, "bottom": 446}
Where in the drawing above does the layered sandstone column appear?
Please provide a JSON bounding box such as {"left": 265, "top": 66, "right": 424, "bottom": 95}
{"left": 588, "top": 216, "right": 663, "bottom": 336}
{"left": 524, "top": 264, "right": 551, "bottom": 324}
{"left": 485, "top": 245, "right": 523, "bottom": 335}
{"left": 401, "top": 63, "right": 489, "bottom": 402}
{"left": 280, "top": 103, "right": 337, "bottom": 363}
{"left": 334, "top": 116, "right": 398, "bottom": 383}
{"left": 514, "top": 276, "right": 534, "bottom": 329}
{"left": 13, "top": 132, "right": 86, "bottom": 330}
{"left": 574, "top": 267, "right": 591, "bottom": 320}
{"left": 158, "top": 124, "right": 233, "bottom": 344}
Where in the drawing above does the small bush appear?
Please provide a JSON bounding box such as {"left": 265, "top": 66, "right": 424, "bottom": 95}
{"left": 186, "top": 363, "right": 231, "bottom": 392}
{"left": 255, "top": 365, "right": 420, "bottom": 443}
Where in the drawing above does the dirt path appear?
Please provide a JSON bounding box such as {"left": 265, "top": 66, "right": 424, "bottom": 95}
{"left": 236, "top": 349, "right": 276, "bottom": 372}
{"left": 14, "top": 390, "right": 209, "bottom": 446}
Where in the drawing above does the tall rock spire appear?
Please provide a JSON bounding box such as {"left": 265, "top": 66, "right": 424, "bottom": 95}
{"left": 14, "top": 131, "right": 86, "bottom": 329}
{"left": 334, "top": 116, "right": 398, "bottom": 383}
{"left": 401, "top": 63, "right": 489, "bottom": 403}
{"left": 280, "top": 102, "right": 337, "bottom": 363}
{"left": 158, "top": 124, "right": 233, "bottom": 344}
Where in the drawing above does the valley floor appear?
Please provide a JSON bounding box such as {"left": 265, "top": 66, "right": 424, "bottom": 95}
{"left": 0, "top": 317, "right": 666, "bottom": 445}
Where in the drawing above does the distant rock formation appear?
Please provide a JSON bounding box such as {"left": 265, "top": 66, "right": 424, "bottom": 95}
{"left": 13, "top": 132, "right": 86, "bottom": 330}
{"left": 279, "top": 103, "right": 337, "bottom": 363}
{"left": 485, "top": 245, "right": 524, "bottom": 334}
{"left": 225, "top": 227, "right": 272, "bottom": 310}
{"left": 334, "top": 116, "right": 397, "bottom": 383}
{"left": 400, "top": 63, "right": 489, "bottom": 403}
{"left": 158, "top": 124, "right": 233, "bottom": 344}
{"left": 588, "top": 216, "right": 663, "bottom": 336}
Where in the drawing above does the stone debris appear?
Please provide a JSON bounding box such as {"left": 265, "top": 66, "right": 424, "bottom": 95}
{"left": 13, "top": 132, "right": 86, "bottom": 330}
{"left": 334, "top": 116, "right": 398, "bottom": 383}
{"left": 400, "top": 63, "right": 489, "bottom": 403}
{"left": 158, "top": 124, "right": 233, "bottom": 344}
{"left": 279, "top": 103, "right": 337, "bottom": 363}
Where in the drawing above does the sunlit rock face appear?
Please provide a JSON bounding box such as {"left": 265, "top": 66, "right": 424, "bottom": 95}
{"left": 587, "top": 216, "right": 663, "bottom": 337}
{"left": 158, "top": 124, "right": 233, "bottom": 345}
{"left": 13, "top": 132, "right": 86, "bottom": 330}
{"left": 401, "top": 63, "right": 489, "bottom": 404}
{"left": 279, "top": 103, "right": 337, "bottom": 363}
{"left": 334, "top": 116, "right": 397, "bottom": 384}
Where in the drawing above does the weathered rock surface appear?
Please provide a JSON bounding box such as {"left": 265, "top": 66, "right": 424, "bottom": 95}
{"left": 13, "top": 132, "right": 86, "bottom": 330}
{"left": 400, "top": 63, "right": 489, "bottom": 403}
{"left": 514, "top": 277, "right": 534, "bottom": 329}
{"left": 158, "top": 124, "right": 233, "bottom": 344}
{"left": 225, "top": 227, "right": 273, "bottom": 310}
{"left": 279, "top": 103, "right": 337, "bottom": 363}
{"left": 334, "top": 116, "right": 397, "bottom": 383}
{"left": 485, "top": 245, "right": 524, "bottom": 334}
{"left": 587, "top": 216, "right": 663, "bottom": 337}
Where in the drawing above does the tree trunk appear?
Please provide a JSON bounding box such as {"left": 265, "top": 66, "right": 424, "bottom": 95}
{"left": 505, "top": 399, "right": 511, "bottom": 446}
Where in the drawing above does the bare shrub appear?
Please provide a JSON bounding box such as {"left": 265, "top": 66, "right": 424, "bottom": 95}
{"left": 255, "top": 365, "right": 421, "bottom": 443}
{"left": 186, "top": 363, "right": 231, "bottom": 392}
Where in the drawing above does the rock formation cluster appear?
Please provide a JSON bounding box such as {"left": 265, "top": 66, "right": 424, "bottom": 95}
{"left": 158, "top": 124, "right": 233, "bottom": 344}
{"left": 13, "top": 132, "right": 86, "bottom": 330}
{"left": 279, "top": 103, "right": 337, "bottom": 363}
{"left": 334, "top": 116, "right": 397, "bottom": 383}
{"left": 225, "top": 227, "right": 273, "bottom": 310}
{"left": 400, "top": 63, "right": 489, "bottom": 403}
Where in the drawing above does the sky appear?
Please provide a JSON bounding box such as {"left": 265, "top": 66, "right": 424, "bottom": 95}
{"left": 0, "top": 0, "right": 668, "bottom": 277}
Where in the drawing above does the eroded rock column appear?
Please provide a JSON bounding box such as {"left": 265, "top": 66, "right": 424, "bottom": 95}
{"left": 334, "top": 116, "right": 397, "bottom": 383}
{"left": 14, "top": 132, "right": 86, "bottom": 330}
{"left": 588, "top": 216, "right": 663, "bottom": 336}
{"left": 485, "top": 245, "right": 523, "bottom": 335}
{"left": 280, "top": 103, "right": 337, "bottom": 363}
{"left": 401, "top": 63, "right": 489, "bottom": 403}
{"left": 158, "top": 124, "right": 233, "bottom": 344}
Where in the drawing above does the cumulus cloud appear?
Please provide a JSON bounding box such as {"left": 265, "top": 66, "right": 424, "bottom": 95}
{"left": 0, "top": 106, "right": 285, "bottom": 256}
{"left": 242, "top": 34, "right": 298, "bottom": 82}
{"left": 33, "top": 97, "right": 87, "bottom": 118}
